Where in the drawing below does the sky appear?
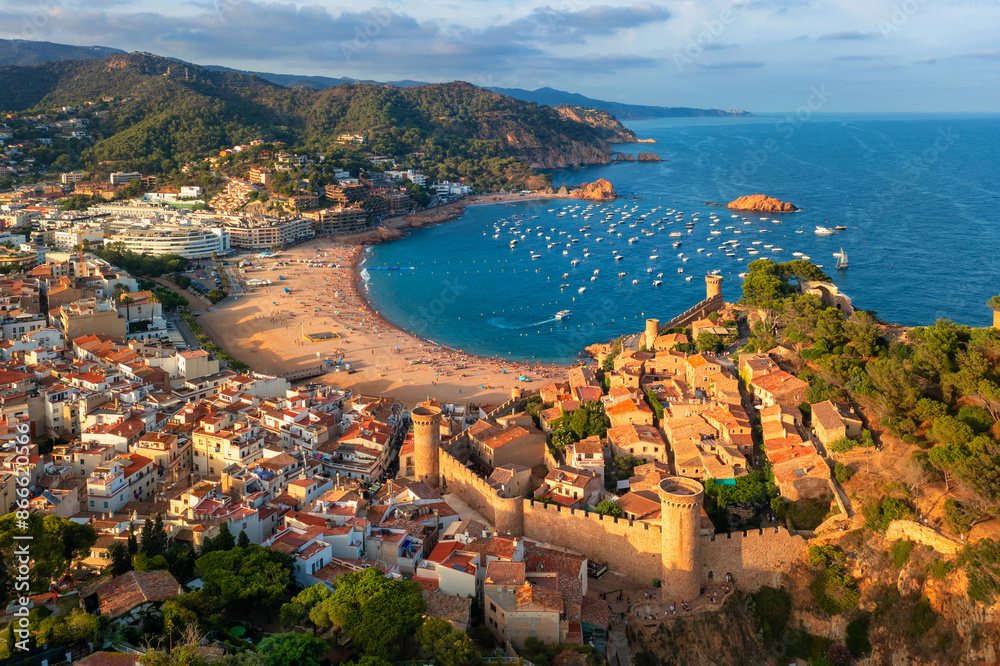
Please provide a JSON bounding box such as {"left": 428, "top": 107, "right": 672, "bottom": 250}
{"left": 2, "top": 0, "right": 999, "bottom": 112}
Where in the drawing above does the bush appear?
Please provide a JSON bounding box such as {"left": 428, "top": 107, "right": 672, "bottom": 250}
{"left": 890, "top": 540, "right": 914, "bottom": 568}
{"left": 863, "top": 496, "right": 914, "bottom": 533}
{"left": 943, "top": 498, "right": 981, "bottom": 534}
{"left": 810, "top": 565, "right": 860, "bottom": 616}
{"left": 834, "top": 462, "right": 855, "bottom": 484}
{"left": 845, "top": 613, "right": 872, "bottom": 658}
{"left": 960, "top": 538, "right": 1000, "bottom": 604}
{"left": 957, "top": 405, "right": 994, "bottom": 433}
{"left": 747, "top": 586, "right": 792, "bottom": 647}
{"left": 906, "top": 597, "right": 937, "bottom": 637}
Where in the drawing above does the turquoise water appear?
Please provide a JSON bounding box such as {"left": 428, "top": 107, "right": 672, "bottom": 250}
{"left": 363, "top": 114, "right": 1000, "bottom": 364}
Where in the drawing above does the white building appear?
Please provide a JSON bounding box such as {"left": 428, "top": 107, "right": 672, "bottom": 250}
{"left": 109, "top": 172, "right": 142, "bottom": 186}
{"left": 110, "top": 225, "right": 230, "bottom": 259}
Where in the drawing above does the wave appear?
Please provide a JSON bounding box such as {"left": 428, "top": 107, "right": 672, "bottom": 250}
{"left": 487, "top": 316, "right": 558, "bottom": 330}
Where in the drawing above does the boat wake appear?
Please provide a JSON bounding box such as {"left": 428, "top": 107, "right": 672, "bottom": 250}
{"left": 487, "top": 316, "right": 558, "bottom": 330}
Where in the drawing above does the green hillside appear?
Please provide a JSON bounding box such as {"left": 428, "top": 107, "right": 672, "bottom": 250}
{"left": 0, "top": 53, "right": 627, "bottom": 189}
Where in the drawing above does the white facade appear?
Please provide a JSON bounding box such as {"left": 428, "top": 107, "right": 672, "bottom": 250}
{"left": 110, "top": 226, "right": 230, "bottom": 259}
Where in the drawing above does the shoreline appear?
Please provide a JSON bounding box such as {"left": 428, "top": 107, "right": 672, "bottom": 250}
{"left": 198, "top": 235, "right": 571, "bottom": 407}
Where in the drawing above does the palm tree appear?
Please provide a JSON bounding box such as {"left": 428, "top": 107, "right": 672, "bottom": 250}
{"left": 119, "top": 295, "right": 134, "bottom": 324}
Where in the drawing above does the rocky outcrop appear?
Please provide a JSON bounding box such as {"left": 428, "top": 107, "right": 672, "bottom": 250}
{"left": 554, "top": 105, "right": 637, "bottom": 143}
{"left": 726, "top": 194, "right": 799, "bottom": 213}
{"left": 614, "top": 153, "right": 636, "bottom": 162}
{"left": 637, "top": 138, "right": 657, "bottom": 143}
{"left": 643, "top": 604, "right": 771, "bottom": 666}
{"left": 637, "top": 152, "right": 663, "bottom": 162}
{"left": 573, "top": 179, "right": 616, "bottom": 201}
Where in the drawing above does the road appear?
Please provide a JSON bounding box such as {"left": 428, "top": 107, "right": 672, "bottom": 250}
{"left": 168, "top": 312, "right": 200, "bottom": 349}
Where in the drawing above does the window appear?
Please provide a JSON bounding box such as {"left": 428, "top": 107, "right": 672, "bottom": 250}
{"left": 103, "top": 501, "right": 108, "bottom": 508}
{"left": 89, "top": 500, "right": 94, "bottom": 506}
{"left": 490, "top": 602, "right": 496, "bottom": 612}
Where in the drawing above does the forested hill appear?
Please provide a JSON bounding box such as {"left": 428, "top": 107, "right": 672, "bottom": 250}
{"left": 0, "top": 53, "right": 632, "bottom": 188}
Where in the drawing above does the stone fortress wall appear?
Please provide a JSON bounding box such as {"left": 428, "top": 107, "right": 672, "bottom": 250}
{"left": 424, "top": 329, "right": 805, "bottom": 596}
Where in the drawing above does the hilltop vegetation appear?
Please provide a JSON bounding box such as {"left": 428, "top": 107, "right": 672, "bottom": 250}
{"left": 0, "top": 53, "right": 628, "bottom": 189}
{"left": 732, "top": 261, "right": 1000, "bottom": 663}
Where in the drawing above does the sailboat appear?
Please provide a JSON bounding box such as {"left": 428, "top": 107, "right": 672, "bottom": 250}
{"left": 835, "top": 247, "right": 848, "bottom": 269}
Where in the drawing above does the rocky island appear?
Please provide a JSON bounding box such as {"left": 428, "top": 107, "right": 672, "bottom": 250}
{"left": 637, "top": 152, "right": 663, "bottom": 162}
{"left": 724, "top": 194, "right": 800, "bottom": 212}
{"left": 572, "top": 178, "right": 617, "bottom": 201}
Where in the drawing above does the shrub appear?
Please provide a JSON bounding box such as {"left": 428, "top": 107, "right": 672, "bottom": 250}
{"left": 834, "top": 462, "right": 855, "bottom": 484}
{"left": 890, "top": 540, "right": 914, "bottom": 568}
{"left": 957, "top": 405, "right": 994, "bottom": 433}
{"left": 829, "top": 436, "right": 857, "bottom": 453}
{"left": 810, "top": 565, "right": 860, "bottom": 615}
{"left": 747, "top": 586, "right": 792, "bottom": 647}
{"left": 845, "top": 613, "right": 872, "bottom": 658}
{"left": 960, "top": 538, "right": 1000, "bottom": 604}
{"left": 906, "top": 597, "right": 937, "bottom": 637}
{"left": 942, "top": 498, "right": 980, "bottom": 534}
{"left": 863, "top": 496, "right": 914, "bottom": 533}
{"left": 914, "top": 398, "right": 948, "bottom": 423}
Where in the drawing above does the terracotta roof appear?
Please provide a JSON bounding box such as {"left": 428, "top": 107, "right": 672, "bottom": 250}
{"left": 85, "top": 570, "right": 180, "bottom": 618}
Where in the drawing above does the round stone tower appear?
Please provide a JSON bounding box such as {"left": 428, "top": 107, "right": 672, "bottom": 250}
{"left": 511, "top": 386, "right": 523, "bottom": 400}
{"left": 658, "top": 477, "right": 705, "bottom": 602}
{"left": 411, "top": 405, "right": 442, "bottom": 488}
{"left": 644, "top": 318, "right": 659, "bottom": 351}
{"left": 705, "top": 274, "right": 723, "bottom": 300}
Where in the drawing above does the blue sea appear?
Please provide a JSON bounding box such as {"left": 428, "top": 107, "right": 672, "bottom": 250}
{"left": 363, "top": 114, "right": 1000, "bottom": 364}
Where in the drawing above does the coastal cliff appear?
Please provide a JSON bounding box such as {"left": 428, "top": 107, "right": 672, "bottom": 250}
{"left": 554, "top": 105, "right": 638, "bottom": 143}
{"left": 726, "top": 194, "right": 800, "bottom": 213}
{"left": 573, "top": 179, "right": 617, "bottom": 201}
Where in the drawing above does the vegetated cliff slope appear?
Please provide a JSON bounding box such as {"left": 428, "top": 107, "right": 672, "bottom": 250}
{"left": 0, "top": 53, "right": 630, "bottom": 184}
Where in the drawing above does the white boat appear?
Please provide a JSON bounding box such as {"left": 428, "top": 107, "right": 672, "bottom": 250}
{"left": 531, "top": 253, "right": 542, "bottom": 259}
{"left": 815, "top": 226, "right": 835, "bottom": 235}
{"left": 649, "top": 254, "right": 659, "bottom": 260}
{"left": 677, "top": 268, "right": 684, "bottom": 274}
{"left": 836, "top": 247, "right": 848, "bottom": 269}
{"left": 555, "top": 310, "right": 571, "bottom": 320}
{"left": 615, "top": 255, "right": 624, "bottom": 261}
{"left": 578, "top": 287, "right": 586, "bottom": 293}
{"left": 571, "top": 259, "right": 580, "bottom": 265}
{"left": 653, "top": 280, "right": 662, "bottom": 286}
{"left": 685, "top": 276, "right": 693, "bottom": 282}
{"left": 632, "top": 279, "right": 639, "bottom": 285}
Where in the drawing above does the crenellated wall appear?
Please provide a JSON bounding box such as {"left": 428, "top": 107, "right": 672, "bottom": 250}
{"left": 522, "top": 500, "right": 663, "bottom": 582}
{"left": 439, "top": 443, "right": 524, "bottom": 534}
{"left": 701, "top": 527, "right": 805, "bottom": 592}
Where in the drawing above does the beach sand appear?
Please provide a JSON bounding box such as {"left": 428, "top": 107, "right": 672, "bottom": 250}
{"left": 198, "top": 202, "right": 573, "bottom": 406}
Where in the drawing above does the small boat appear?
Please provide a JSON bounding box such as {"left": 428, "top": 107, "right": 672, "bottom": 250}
{"left": 677, "top": 268, "right": 684, "bottom": 274}
{"left": 531, "top": 253, "right": 542, "bottom": 259}
{"left": 578, "top": 287, "right": 586, "bottom": 293}
{"left": 653, "top": 280, "right": 662, "bottom": 286}
{"left": 618, "top": 272, "right": 626, "bottom": 278}
{"left": 632, "top": 279, "right": 639, "bottom": 285}
{"left": 649, "top": 254, "right": 659, "bottom": 260}
{"left": 834, "top": 225, "right": 847, "bottom": 231}
{"left": 836, "top": 247, "right": 848, "bottom": 269}
{"left": 571, "top": 259, "right": 580, "bottom": 265}
{"left": 615, "top": 255, "right": 624, "bottom": 261}
{"left": 815, "top": 226, "right": 834, "bottom": 235}
{"left": 555, "top": 309, "right": 571, "bottom": 320}
{"left": 672, "top": 241, "right": 682, "bottom": 248}
{"left": 685, "top": 276, "right": 693, "bottom": 282}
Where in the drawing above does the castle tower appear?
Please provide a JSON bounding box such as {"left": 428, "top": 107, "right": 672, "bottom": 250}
{"left": 511, "top": 386, "right": 523, "bottom": 400}
{"left": 644, "top": 319, "right": 659, "bottom": 351}
{"left": 705, "top": 274, "right": 723, "bottom": 300}
{"left": 658, "top": 477, "right": 705, "bottom": 602}
{"left": 411, "top": 405, "right": 442, "bottom": 488}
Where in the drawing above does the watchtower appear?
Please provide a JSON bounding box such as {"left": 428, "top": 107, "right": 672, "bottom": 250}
{"left": 705, "top": 274, "right": 723, "bottom": 300}
{"left": 411, "top": 405, "right": 442, "bottom": 488}
{"left": 658, "top": 477, "right": 705, "bottom": 602}
{"left": 644, "top": 318, "right": 659, "bottom": 351}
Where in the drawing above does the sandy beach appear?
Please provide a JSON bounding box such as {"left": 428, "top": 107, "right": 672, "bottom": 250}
{"left": 199, "top": 196, "right": 574, "bottom": 406}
